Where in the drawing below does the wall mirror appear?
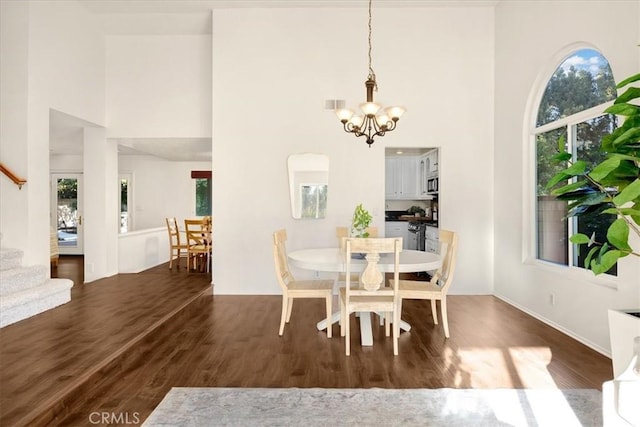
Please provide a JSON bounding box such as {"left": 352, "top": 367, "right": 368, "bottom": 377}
{"left": 288, "top": 153, "right": 329, "bottom": 219}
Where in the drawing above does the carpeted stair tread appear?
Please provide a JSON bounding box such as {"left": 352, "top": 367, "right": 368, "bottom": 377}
{"left": 0, "top": 248, "right": 24, "bottom": 271}
{"left": 0, "top": 279, "right": 73, "bottom": 327}
{"left": 0, "top": 265, "right": 49, "bottom": 295}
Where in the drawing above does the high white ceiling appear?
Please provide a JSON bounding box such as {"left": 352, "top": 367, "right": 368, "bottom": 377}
{"left": 78, "top": 0, "right": 498, "bottom": 35}
{"left": 51, "top": 0, "right": 496, "bottom": 161}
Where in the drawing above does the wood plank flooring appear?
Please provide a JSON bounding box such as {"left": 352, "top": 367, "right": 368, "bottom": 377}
{"left": 0, "top": 261, "right": 211, "bottom": 426}
{"left": 1, "top": 260, "right": 612, "bottom": 426}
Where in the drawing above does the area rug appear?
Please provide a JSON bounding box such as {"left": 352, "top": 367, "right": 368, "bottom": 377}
{"left": 142, "top": 387, "right": 602, "bottom": 426}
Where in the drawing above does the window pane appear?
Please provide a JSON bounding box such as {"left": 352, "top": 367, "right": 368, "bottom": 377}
{"left": 120, "top": 178, "right": 128, "bottom": 233}
{"left": 536, "top": 127, "right": 568, "bottom": 265}
{"left": 300, "top": 184, "right": 327, "bottom": 219}
{"left": 573, "top": 115, "right": 618, "bottom": 275}
{"left": 56, "top": 178, "right": 79, "bottom": 248}
{"left": 195, "top": 178, "right": 212, "bottom": 216}
{"left": 536, "top": 49, "right": 616, "bottom": 127}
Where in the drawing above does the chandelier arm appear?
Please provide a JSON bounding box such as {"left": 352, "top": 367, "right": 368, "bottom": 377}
{"left": 383, "top": 120, "right": 397, "bottom": 132}
{"left": 344, "top": 121, "right": 365, "bottom": 138}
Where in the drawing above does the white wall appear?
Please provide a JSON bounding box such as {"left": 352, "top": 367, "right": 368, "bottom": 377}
{"left": 0, "top": 1, "right": 106, "bottom": 266}
{"left": 0, "top": 1, "right": 29, "bottom": 253}
{"left": 494, "top": 0, "right": 640, "bottom": 355}
{"left": 118, "top": 156, "right": 211, "bottom": 230}
{"left": 106, "top": 35, "right": 211, "bottom": 138}
{"left": 212, "top": 7, "right": 495, "bottom": 295}
{"left": 118, "top": 227, "right": 169, "bottom": 273}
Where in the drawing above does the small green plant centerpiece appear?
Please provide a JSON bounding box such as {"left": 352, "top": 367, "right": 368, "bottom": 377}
{"left": 351, "top": 203, "right": 373, "bottom": 238}
{"left": 546, "top": 72, "right": 640, "bottom": 274}
{"left": 350, "top": 203, "right": 373, "bottom": 259}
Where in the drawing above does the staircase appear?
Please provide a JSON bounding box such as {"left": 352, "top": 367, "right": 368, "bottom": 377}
{"left": 0, "top": 248, "right": 73, "bottom": 328}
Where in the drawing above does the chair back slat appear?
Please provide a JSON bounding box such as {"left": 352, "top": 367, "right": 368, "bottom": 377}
{"left": 272, "top": 229, "right": 294, "bottom": 290}
{"left": 165, "top": 217, "right": 182, "bottom": 246}
{"left": 184, "top": 218, "right": 211, "bottom": 247}
{"left": 435, "top": 229, "right": 458, "bottom": 293}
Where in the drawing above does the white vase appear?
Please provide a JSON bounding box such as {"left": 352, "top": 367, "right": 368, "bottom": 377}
{"left": 604, "top": 337, "right": 640, "bottom": 426}
{"left": 608, "top": 309, "right": 640, "bottom": 377}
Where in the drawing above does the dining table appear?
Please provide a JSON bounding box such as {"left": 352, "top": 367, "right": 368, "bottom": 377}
{"left": 287, "top": 247, "right": 442, "bottom": 346}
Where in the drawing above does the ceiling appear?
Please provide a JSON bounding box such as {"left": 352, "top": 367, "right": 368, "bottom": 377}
{"left": 49, "top": 110, "right": 211, "bottom": 162}
{"left": 77, "top": 0, "right": 498, "bottom": 35}
{"left": 50, "top": 0, "right": 496, "bottom": 161}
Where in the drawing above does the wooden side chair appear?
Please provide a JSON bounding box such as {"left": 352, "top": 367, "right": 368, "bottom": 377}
{"left": 184, "top": 218, "right": 212, "bottom": 273}
{"left": 340, "top": 237, "right": 402, "bottom": 356}
{"left": 397, "top": 229, "right": 458, "bottom": 338}
{"left": 336, "top": 226, "right": 378, "bottom": 284}
{"left": 272, "top": 229, "right": 334, "bottom": 337}
{"left": 165, "top": 217, "right": 188, "bottom": 270}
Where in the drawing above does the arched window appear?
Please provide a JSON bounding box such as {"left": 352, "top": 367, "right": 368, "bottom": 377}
{"left": 534, "top": 48, "right": 618, "bottom": 274}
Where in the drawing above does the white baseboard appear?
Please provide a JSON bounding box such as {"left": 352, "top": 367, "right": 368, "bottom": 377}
{"left": 494, "top": 293, "right": 611, "bottom": 358}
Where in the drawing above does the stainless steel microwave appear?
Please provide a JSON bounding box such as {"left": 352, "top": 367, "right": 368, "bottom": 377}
{"left": 427, "top": 177, "right": 438, "bottom": 194}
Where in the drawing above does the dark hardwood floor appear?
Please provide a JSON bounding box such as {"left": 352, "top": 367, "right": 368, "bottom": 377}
{"left": 51, "top": 255, "right": 84, "bottom": 286}
{"left": 1, "top": 259, "right": 612, "bottom": 426}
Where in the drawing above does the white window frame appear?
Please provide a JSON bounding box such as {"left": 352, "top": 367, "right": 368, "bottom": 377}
{"left": 522, "top": 44, "right": 618, "bottom": 289}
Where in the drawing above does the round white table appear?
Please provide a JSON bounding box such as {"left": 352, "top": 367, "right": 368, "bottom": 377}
{"left": 288, "top": 247, "right": 441, "bottom": 273}
{"left": 288, "top": 248, "right": 442, "bottom": 346}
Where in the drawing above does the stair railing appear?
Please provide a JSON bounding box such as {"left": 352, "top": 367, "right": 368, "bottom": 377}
{"left": 0, "top": 163, "right": 27, "bottom": 189}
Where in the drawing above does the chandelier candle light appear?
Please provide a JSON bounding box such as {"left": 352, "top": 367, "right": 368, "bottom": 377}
{"left": 335, "top": 0, "right": 405, "bottom": 147}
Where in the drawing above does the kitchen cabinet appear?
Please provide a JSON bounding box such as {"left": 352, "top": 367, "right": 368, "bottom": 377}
{"left": 426, "top": 149, "right": 438, "bottom": 177}
{"left": 385, "top": 157, "right": 419, "bottom": 199}
{"left": 418, "top": 155, "right": 431, "bottom": 197}
{"left": 418, "top": 150, "right": 439, "bottom": 197}
{"left": 425, "top": 225, "right": 439, "bottom": 254}
{"left": 385, "top": 221, "right": 410, "bottom": 249}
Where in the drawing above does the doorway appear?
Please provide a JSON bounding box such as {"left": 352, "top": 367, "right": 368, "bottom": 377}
{"left": 51, "top": 173, "right": 84, "bottom": 255}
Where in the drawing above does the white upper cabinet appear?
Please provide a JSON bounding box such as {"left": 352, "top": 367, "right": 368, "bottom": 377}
{"left": 426, "top": 149, "right": 438, "bottom": 177}
{"left": 385, "top": 156, "right": 424, "bottom": 200}
{"left": 385, "top": 157, "right": 399, "bottom": 198}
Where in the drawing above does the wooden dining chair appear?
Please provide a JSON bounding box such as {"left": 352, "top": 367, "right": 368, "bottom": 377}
{"left": 336, "top": 226, "right": 378, "bottom": 284}
{"left": 272, "top": 229, "right": 334, "bottom": 337}
{"left": 340, "top": 237, "right": 402, "bottom": 356}
{"left": 165, "top": 217, "right": 188, "bottom": 270}
{"left": 396, "top": 229, "right": 458, "bottom": 338}
{"left": 184, "top": 218, "right": 212, "bottom": 273}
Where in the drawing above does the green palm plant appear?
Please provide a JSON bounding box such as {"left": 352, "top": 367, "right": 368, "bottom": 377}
{"left": 546, "top": 73, "right": 640, "bottom": 274}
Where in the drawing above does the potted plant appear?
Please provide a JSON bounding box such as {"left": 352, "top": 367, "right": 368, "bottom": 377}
{"left": 546, "top": 72, "right": 640, "bottom": 378}
{"left": 351, "top": 203, "right": 373, "bottom": 238}
{"left": 407, "top": 205, "right": 426, "bottom": 217}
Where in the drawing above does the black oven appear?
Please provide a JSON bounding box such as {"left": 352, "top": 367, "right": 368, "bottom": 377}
{"left": 408, "top": 221, "right": 426, "bottom": 251}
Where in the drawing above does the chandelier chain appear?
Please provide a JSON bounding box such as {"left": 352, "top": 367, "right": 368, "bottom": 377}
{"left": 335, "top": 0, "right": 404, "bottom": 147}
{"left": 367, "top": 0, "right": 377, "bottom": 91}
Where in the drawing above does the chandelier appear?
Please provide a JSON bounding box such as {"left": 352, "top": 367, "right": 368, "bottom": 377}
{"left": 335, "top": 0, "right": 405, "bottom": 147}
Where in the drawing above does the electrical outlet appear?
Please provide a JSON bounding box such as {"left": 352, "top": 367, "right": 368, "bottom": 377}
{"left": 549, "top": 293, "right": 555, "bottom": 305}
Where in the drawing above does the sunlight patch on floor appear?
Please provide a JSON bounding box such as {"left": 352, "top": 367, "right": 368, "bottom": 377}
{"left": 453, "top": 346, "right": 556, "bottom": 389}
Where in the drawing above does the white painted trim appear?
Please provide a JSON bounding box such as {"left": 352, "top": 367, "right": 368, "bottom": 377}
{"left": 494, "top": 293, "right": 612, "bottom": 358}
